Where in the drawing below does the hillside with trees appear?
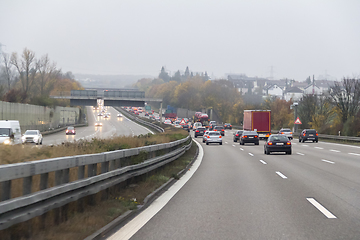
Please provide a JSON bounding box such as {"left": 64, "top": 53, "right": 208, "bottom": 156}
{"left": 135, "top": 66, "right": 360, "bottom": 136}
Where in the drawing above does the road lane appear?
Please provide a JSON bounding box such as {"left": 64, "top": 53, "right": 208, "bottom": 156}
{"left": 43, "top": 107, "right": 152, "bottom": 145}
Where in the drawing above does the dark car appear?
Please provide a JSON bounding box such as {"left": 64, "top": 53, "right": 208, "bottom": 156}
{"left": 224, "top": 123, "right": 232, "bottom": 130}
{"left": 194, "top": 127, "right": 206, "bottom": 138}
{"left": 66, "top": 126, "right": 76, "bottom": 135}
{"left": 240, "top": 131, "right": 259, "bottom": 145}
{"left": 264, "top": 134, "right": 292, "bottom": 155}
{"left": 233, "top": 130, "right": 243, "bottom": 142}
{"left": 213, "top": 126, "right": 225, "bottom": 136}
{"left": 181, "top": 124, "right": 190, "bottom": 132}
{"left": 299, "top": 129, "right": 318, "bottom": 143}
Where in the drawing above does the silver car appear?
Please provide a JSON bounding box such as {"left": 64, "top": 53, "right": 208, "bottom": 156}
{"left": 279, "top": 128, "right": 293, "bottom": 140}
{"left": 202, "top": 130, "right": 210, "bottom": 143}
{"left": 205, "top": 131, "right": 222, "bottom": 145}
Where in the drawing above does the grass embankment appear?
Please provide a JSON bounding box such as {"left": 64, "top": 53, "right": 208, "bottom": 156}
{"left": 1, "top": 126, "right": 198, "bottom": 240}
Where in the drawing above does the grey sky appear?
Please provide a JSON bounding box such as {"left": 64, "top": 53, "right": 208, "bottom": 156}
{"left": 1, "top": 0, "right": 359, "bottom": 81}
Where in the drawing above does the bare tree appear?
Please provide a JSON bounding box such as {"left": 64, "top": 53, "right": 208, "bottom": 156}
{"left": 10, "top": 48, "right": 38, "bottom": 96}
{"left": 328, "top": 78, "right": 360, "bottom": 123}
{"left": 1, "top": 53, "right": 16, "bottom": 91}
{"left": 37, "top": 54, "right": 58, "bottom": 96}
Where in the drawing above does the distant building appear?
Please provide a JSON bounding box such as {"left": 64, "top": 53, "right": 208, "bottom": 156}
{"left": 284, "top": 86, "right": 303, "bottom": 101}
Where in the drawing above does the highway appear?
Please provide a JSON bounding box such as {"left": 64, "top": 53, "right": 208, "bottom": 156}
{"left": 109, "top": 129, "right": 360, "bottom": 240}
{"left": 43, "top": 107, "right": 153, "bottom": 145}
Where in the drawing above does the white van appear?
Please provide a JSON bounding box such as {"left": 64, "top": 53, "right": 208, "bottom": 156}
{"left": 0, "top": 120, "right": 22, "bottom": 145}
{"left": 193, "top": 122, "right": 202, "bottom": 131}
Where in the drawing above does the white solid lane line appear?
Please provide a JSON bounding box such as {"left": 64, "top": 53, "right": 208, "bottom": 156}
{"left": 276, "top": 171, "right": 288, "bottom": 179}
{"left": 349, "top": 153, "right": 360, "bottom": 156}
{"left": 321, "top": 159, "right": 335, "bottom": 164}
{"left": 108, "top": 140, "right": 204, "bottom": 240}
{"left": 306, "top": 198, "right": 337, "bottom": 219}
{"left": 330, "top": 149, "right": 340, "bottom": 153}
{"left": 297, "top": 152, "right": 305, "bottom": 155}
{"left": 260, "top": 160, "right": 267, "bottom": 164}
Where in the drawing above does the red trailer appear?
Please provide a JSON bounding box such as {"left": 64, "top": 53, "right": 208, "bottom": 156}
{"left": 243, "top": 110, "right": 271, "bottom": 139}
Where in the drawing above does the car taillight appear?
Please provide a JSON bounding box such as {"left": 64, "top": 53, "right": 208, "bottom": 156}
{"left": 196, "top": 130, "right": 199, "bottom": 132}
{"left": 287, "top": 141, "right": 291, "bottom": 145}
{"left": 219, "top": 136, "right": 222, "bottom": 138}
{"left": 243, "top": 135, "right": 247, "bottom": 138}
{"left": 214, "top": 129, "right": 217, "bottom": 131}
{"left": 66, "top": 130, "right": 68, "bottom": 133}
{"left": 280, "top": 132, "right": 283, "bottom": 134}
{"left": 316, "top": 133, "right": 318, "bottom": 136}
{"left": 254, "top": 136, "right": 258, "bottom": 138}
{"left": 303, "top": 133, "right": 305, "bottom": 136}
{"left": 207, "top": 136, "right": 210, "bottom": 138}
{"left": 268, "top": 142, "right": 273, "bottom": 145}
{"left": 290, "top": 132, "right": 292, "bottom": 134}
{"left": 236, "top": 134, "right": 239, "bottom": 136}
{"left": 221, "top": 129, "right": 224, "bottom": 131}
{"left": 230, "top": 125, "right": 232, "bottom": 127}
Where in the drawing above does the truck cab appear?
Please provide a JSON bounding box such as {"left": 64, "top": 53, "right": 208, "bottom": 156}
{"left": 0, "top": 120, "right": 22, "bottom": 145}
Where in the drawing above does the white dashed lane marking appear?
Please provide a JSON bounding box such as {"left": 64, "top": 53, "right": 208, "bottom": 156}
{"left": 249, "top": 153, "right": 254, "bottom": 157}
{"left": 330, "top": 149, "right": 341, "bottom": 153}
{"left": 314, "top": 147, "right": 323, "bottom": 149}
{"left": 276, "top": 171, "right": 288, "bottom": 179}
{"left": 297, "top": 152, "right": 305, "bottom": 155}
{"left": 349, "top": 153, "right": 360, "bottom": 156}
{"left": 260, "top": 160, "right": 267, "bottom": 164}
{"left": 307, "top": 198, "right": 337, "bottom": 219}
{"left": 240, "top": 148, "right": 244, "bottom": 151}
{"left": 322, "top": 159, "right": 335, "bottom": 164}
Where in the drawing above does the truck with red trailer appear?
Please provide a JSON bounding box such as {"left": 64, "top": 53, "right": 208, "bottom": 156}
{"left": 243, "top": 110, "right": 271, "bottom": 139}
{"left": 194, "top": 113, "right": 209, "bottom": 128}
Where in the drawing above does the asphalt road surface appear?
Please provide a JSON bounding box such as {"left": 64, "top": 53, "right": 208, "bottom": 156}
{"left": 43, "top": 106, "right": 153, "bottom": 145}
{"left": 108, "top": 129, "right": 360, "bottom": 240}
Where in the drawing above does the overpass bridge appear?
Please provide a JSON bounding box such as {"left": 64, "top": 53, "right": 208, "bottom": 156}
{"left": 51, "top": 89, "right": 163, "bottom": 108}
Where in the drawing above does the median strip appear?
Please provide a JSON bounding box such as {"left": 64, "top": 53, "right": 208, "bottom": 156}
{"left": 306, "top": 198, "right": 337, "bottom": 219}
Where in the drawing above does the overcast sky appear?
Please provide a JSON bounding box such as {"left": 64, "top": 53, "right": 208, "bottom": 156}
{"left": 1, "top": 0, "right": 359, "bottom": 81}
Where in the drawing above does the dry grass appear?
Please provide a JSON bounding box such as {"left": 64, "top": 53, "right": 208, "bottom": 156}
{"left": 0, "top": 128, "right": 187, "bottom": 165}
{"left": 2, "top": 141, "right": 198, "bottom": 240}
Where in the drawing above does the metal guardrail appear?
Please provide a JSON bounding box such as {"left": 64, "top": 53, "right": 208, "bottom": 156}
{"left": 0, "top": 135, "right": 191, "bottom": 230}
{"left": 116, "top": 107, "right": 165, "bottom": 133}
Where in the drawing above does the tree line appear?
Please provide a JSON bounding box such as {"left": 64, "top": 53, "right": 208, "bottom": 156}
{"left": 135, "top": 67, "right": 360, "bottom": 136}
{"left": 0, "top": 48, "right": 82, "bottom": 106}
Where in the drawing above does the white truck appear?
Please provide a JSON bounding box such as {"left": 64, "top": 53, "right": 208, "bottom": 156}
{"left": 0, "top": 120, "right": 22, "bottom": 145}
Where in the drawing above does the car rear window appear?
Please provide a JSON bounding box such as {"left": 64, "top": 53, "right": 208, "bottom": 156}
{"left": 209, "top": 132, "right": 220, "bottom": 136}
{"left": 214, "top": 126, "right": 224, "bottom": 130}
{"left": 243, "top": 131, "right": 257, "bottom": 135}
{"left": 281, "top": 129, "right": 291, "bottom": 132}
{"left": 306, "top": 130, "right": 316, "bottom": 134}
{"left": 270, "top": 135, "right": 288, "bottom": 141}
{"left": 198, "top": 127, "right": 206, "bottom": 131}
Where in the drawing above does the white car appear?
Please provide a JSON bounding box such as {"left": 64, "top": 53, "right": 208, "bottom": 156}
{"left": 22, "top": 130, "right": 43, "bottom": 145}
{"left": 95, "top": 122, "right": 103, "bottom": 127}
{"left": 202, "top": 131, "right": 210, "bottom": 143}
{"left": 164, "top": 119, "right": 172, "bottom": 124}
{"left": 117, "top": 113, "right": 123, "bottom": 117}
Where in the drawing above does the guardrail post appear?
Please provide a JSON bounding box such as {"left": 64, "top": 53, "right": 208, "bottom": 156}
{"left": 63, "top": 168, "right": 70, "bottom": 183}
{"left": 40, "top": 173, "right": 49, "bottom": 190}
{"left": 109, "top": 160, "right": 115, "bottom": 171}
{"left": 55, "top": 170, "right": 63, "bottom": 186}
{"left": 1, "top": 180, "right": 11, "bottom": 201}
{"left": 78, "top": 166, "right": 85, "bottom": 179}
{"left": 23, "top": 176, "right": 32, "bottom": 195}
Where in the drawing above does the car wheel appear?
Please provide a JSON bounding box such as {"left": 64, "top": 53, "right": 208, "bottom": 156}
{"left": 287, "top": 150, "right": 292, "bottom": 155}
{"left": 316, "top": 140, "right": 318, "bottom": 143}
{"left": 194, "top": 136, "right": 197, "bottom": 138}
{"left": 206, "top": 142, "right": 209, "bottom": 145}
{"left": 264, "top": 148, "right": 267, "bottom": 154}
{"left": 220, "top": 142, "right": 222, "bottom": 145}
{"left": 255, "top": 142, "right": 259, "bottom": 145}
{"left": 40, "top": 140, "right": 43, "bottom": 145}
{"left": 266, "top": 149, "right": 270, "bottom": 155}
{"left": 203, "top": 140, "right": 205, "bottom": 143}
{"left": 299, "top": 138, "right": 301, "bottom": 143}
{"left": 302, "top": 139, "right": 305, "bottom": 143}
